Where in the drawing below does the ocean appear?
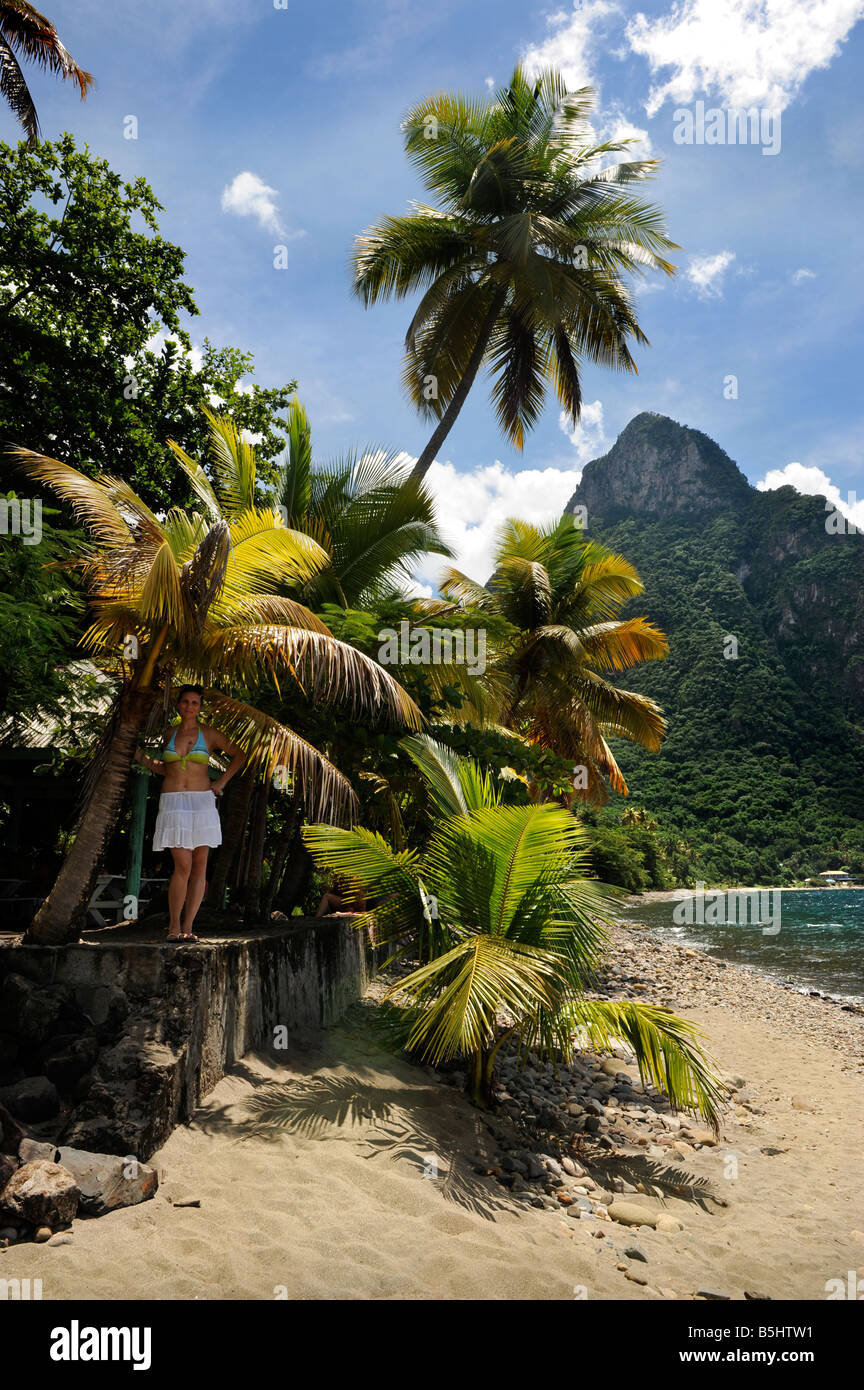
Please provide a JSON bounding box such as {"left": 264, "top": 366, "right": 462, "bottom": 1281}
{"left": 618, "top": 888, "right": 864, "bottom": 1002}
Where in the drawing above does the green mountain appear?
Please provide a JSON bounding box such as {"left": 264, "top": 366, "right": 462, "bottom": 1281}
{"left": 564, "top": 412, "right": 864, "bottom": 884}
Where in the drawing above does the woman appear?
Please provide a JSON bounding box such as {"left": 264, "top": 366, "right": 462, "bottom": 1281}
{"left": 133, "top": 685, "right": 245, "bottom": 942}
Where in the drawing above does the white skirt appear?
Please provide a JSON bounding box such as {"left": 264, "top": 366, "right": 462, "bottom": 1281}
{"left": 153, "top": 790, "right": 222, "bottom": 851}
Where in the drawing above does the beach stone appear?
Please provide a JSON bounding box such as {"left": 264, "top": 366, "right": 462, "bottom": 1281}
{"left": 561, "top": 1157, "right": 582, "bottom": 1177}
{"left": 656, "top": 1214, "right": 685, "bottom": 1233}
{"left": 34, "top": 1225, "right": 53, "bottom": 1242}
{"left": 609, "top": 1202, "right": 658, "bottom": 1229}
{"left": 0, "top": 1154, "right": 16, "bottom": 1191}
{"left": 172, "top": 1196, "right": 200, "bottom": 1208}
{"left": 54, "top": 1148, "right": 158, "bottom": 1217}
{"left": 698, "top": 1288, "right": 732, "bottom": 1301}
{"left": 625, "top": 1269, "right": 648, "bottom": 1285}
{"left": 48, "top": 1232, "right": 73, "bottom": 1246}
{"left": 791, "top": 1095, "right": 817, "bottom": 1112}
{"left": 19, "top": 1139, "right": 57, "bottom": 1164}
{"left": 0, "top": 1160, "right": 80, "bottom": 1228}
{"left": 624, "top": 1242, "right": 649, "bottom": 1262}
{"left": 684, "top": 1127, "right": 718, "bottom": 1147}
{"left": 672, "top": 1141, "right": 695, "bottom": 1159}
{"left": 0, "top": 1076, "right": 60, "bottom": 1122}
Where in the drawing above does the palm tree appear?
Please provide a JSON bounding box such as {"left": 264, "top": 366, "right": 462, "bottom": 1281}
{"left": 11, "top": 446, "right": 421, "bottom": 944}
{"left": 1, "top": 2, "right": 92, "bottom": 147}
{"left": 440, "top": 514, "right": 669, "bottom": 803}
{"left": 303, "top": 734, "right": 721, "bottom": 1122}
{"left": 352, "top": 65, "right": 677, "bottom": 480}
{"left": 172, "top": 401, "right": 452, "bottom": 608}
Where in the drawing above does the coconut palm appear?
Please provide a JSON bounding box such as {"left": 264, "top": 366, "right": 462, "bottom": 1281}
{"left": 11, "top": 446, "right": 421, "bottom": 944}
{"left": 1, "top": 2, "right": 92, "bottom": 147}
{"left": 353, "top": 65, "right": 677, "bottom": 480}
{"left": 439, "top": 514, "right": 669, "bottom": 803}
{"left": 303, "top": 734, "right": 721, "bottom": 1122}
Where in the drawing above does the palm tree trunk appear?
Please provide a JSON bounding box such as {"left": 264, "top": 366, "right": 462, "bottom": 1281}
{"left": 25, "top": 687, "right": 157, "bottom": 945}
{"left": 262, "top": 797, "right": 301, "bottom": 921}
{"left": 410, "top": 289, "right": 507, "bottom": 482}
{"left": 242, "top": 779, "right": 270, "bottom": 921}
{"left": 207, "top": 768, "right": 254, "bottom": 908}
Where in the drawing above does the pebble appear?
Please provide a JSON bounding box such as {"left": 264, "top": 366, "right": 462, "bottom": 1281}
{"left": 656, "top": 1214, "right": 685, "bottom": 1233}
{"left": 34, "top": 1226, "right": 52, "bottom": 1242}
{"left": 172, "top": 1197, "right": 201, "bottom": 1208}
{"left": 609, "top": 1202, "right": 658, "bottom": 1229}
{"left": 624, "top": 1242, "right": 648, "bottom": 1262}
{"left": 48, "top": 1233, "right": 73, "bottom": 1246}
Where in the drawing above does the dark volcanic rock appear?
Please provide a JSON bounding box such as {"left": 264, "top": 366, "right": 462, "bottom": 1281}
{"left": 0, "top": 973, "right": 62, "bottom": 1044}
{"left": 0, "top": 1075, "right": 60, "bottom": 1122}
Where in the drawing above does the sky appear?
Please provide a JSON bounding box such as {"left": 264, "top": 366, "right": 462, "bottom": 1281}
{"left": 12, "top": 0, "right": 864, "bottom": 587}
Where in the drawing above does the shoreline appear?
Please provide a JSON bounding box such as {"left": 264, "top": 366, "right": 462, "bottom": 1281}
{"left": 2, "top": 922, "right": 862, "bottom": 1301}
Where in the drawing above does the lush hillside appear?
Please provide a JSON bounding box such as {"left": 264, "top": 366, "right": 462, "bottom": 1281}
{"left": 565, "top": 414, "right": 864, "bottom": 885}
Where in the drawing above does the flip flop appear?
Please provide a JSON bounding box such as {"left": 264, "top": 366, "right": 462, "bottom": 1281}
{"left": 178, "top": 933, "right": 199, "bottom": 942}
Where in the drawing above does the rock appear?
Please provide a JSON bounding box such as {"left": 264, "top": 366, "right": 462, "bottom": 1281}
{"left": 34, "top": 1225, "right": 52, "bottom": 1242}
{"left": 0, "top": 1101, "right": 25, "bottom": 1156}
{"left": 684, "top": 1127, "right": 718, "bottom": 1146}
{"left": 53, "top": 1148, "right": 158, "bottom": 1217}
{"left": 672, "top": 1141, "right": 695, "bottom": 1159}
{"left": 625, "top": 1269, "right": 648, "bottom": 1285}
{"left": 791, "top": 1095, "right": 817, "bottom": 1112}
{"left": 698, "top": 1288, "right": 732, "bottom": 1300}
{"left": 172, "top": 1196, "right": 200, "bottom": 1208}
{"left": 0, "top": 974, "right": 62, "bottom": 1045}
{"left": 561, "top": 1157, "right": 582, "bottom": 1177}
{"left": 502, "top": 1155, "right": 527, "bottom": 1174}
{"left": 0, "top": 1076, "right": 60, "bottom": 1122}
{"left": 609, "top": 1202, "right": 658, "bottom": 1229}
{"left": 48, "top": 1232, "right": 73, "bottom": 1246}
{"left": 0, "top": 1154, "right": 16, "bottom": 1191}
{"left": 19, "top": 1139, "right": 58, "bottom": 1164}
{"left": 557, "top": 1193, "right": 573, "bottom": 1206}
{"left": 744, "top": 1290, "right": 771, "bottom": 1300}
{"left": 656, "top": 1213, "right": 685, "bottom": 1233}
{"left": 624, "top": 1242, "right": 649, "bottom": 1262}
{"left": 42, "top": 1038, "right": 98, "bottom": 1094}
{"left": 1, "top": 1160, "right": 79, "bottom": 1227}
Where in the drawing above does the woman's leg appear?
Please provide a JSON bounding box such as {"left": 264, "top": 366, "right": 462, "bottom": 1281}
{"left": 182, "top": 845, "right": 210, "bottom": 934}
{"left": 167, "top": 848, "right": 192, "bottom": 936}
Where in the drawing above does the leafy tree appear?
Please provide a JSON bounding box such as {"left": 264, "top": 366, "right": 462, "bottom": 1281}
{"left": 304, "top": 734, "right": 722, "bottom": 1122}
{"left": 353, "top": 66, "right": 676, "bottom": 479}
{"left": 0, "top": 136, "right": 296, "bottom": 506}
{"left": 0, "top": 3, "right": 92, "bottom": 146}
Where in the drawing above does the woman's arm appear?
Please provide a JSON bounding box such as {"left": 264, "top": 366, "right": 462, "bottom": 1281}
{"left": 206, "top": 728, "right": 246, "bottom": 795}
{"left": 133, "top": 746, "right": 166, "bottom": 776}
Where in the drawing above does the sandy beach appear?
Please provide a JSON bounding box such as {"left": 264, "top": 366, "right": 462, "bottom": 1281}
{"left": 3, "top": 922, "right": 862, "bottom": 1302}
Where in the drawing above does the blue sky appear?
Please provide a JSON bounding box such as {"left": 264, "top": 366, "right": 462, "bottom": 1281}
{"left": 13, "top": 0, "right": 864, "bottom": 584}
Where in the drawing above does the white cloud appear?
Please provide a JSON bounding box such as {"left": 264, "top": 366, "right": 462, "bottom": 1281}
{"left": 484, "top": 75, "right": 495, "bottom": 90}
{"left": 685, "top": 249, "right": 736, "bottom": 299}
{"left": 791, "top": 267, "right": 816, "bottom": 284}
{"left": 756, "top": 461, "right": 864, "bottom": 530}
{"left": 221, "top": 172, "right": 287, "bottom": 236}
{"left": 627, "top": 0, "right": 864, "bottom": 116}
{"left": 558, "top": 398, "right": 610, "bottom": 463}
{"left": 414, "top": 458, "right": 586, "bottom": 589}
{"left": 522, "top": 0, "right": 620, "bottom": 94}
{"left": 240, "top": 429, "right": 264, "bottom": 447}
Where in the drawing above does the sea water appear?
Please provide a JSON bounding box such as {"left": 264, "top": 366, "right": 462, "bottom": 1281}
{"left": 618, "top": 888, "right": 864, "bottom": 1002}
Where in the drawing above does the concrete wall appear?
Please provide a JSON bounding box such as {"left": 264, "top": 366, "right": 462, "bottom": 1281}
{"left": 0, "top": 919, "right": 376, "bottom": 1162}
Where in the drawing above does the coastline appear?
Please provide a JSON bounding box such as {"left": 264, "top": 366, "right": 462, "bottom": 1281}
{"left": 2, "top": 922, "right": 862, "bottom": 1301}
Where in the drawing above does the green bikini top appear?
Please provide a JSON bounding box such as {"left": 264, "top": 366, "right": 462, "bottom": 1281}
{"left": 164, "top": 726, "right": 210, "bottom": 770}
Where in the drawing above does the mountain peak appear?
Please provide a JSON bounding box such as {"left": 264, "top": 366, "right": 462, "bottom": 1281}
{"left": 565, "top": 412, "right": 753, "bottom": 522}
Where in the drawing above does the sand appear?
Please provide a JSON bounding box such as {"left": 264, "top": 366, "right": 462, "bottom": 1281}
{"left": 3, "top": 932, "right": 863, "bottom": 1301}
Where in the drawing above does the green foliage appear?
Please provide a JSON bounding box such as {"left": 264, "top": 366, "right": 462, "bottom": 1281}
{"left": 0, "top": 136, "right": 295, "bottom": 507}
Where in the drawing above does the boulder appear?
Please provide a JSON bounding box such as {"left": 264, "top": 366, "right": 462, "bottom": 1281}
{"left": 18, "top": 1139, "right": 57, "bottom": 1164}
{"left": 0, "top": 1101, "right": 25, "bottom": 1155}
{"left": 0, "top": 1076, "right": 60, "bottom": 1122}
{"left": 54, "top": 1147, "right": 158, "bottom": 1216}
{"left": 0, "top": 1159, "right": 80, "bottom": 1228}
{"left": 0, "top": 974, "right": 62, "bottom": 1045}
{"left": 0, "top": 1153, "right": 16, "bottom": 1190}
{"left": 42, "top": 1037, "right": 99, "bottom": 1094}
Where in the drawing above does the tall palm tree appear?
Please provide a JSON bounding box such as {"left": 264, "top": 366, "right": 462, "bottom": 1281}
{"left": 11, "top": 446, "right": 421, "bottom": 944}
{"left": 172, "top": 401, "right": 452, "bottom": 608}
{"left": 352, "top": 65, "right": 677, "bottom": 480}
{"left": 303, "top": 734, "right": 721, "bottom": 1122}
{"left": 440, "top": 514, "right": 669, "bottom": 803}
{"left": 1, "top": 2, "right": 92, "bottom": 147}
